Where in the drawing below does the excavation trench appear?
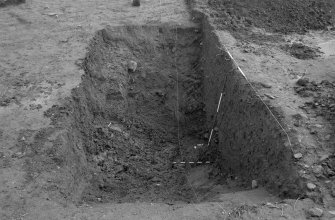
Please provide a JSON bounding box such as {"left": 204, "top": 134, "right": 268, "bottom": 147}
{"left": 72, "top": 25, "right": 217, "bottom": 203}
{"left": 63, "top": 24, "right": 303, "bottom": 203}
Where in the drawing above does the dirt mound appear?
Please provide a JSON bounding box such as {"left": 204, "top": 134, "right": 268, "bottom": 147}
{"left": 208, "top": 0, "right": 335, "bottom": 34}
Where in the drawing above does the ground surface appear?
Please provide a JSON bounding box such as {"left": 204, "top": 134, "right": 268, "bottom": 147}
{"left": 208, "top": 0, "right": 335, "bottom": 34}
{"left": 0, "top": 0, "right": 335, "bottom": 219}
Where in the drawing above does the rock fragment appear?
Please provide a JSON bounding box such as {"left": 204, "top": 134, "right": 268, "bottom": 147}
{"left": 128, "top": 60, "right": 137, "bottom": 72}
{"left": 307, "top": 182, "right": 316, "bottom": 190}
{"left": 312, "top": 165, "right": 323, "bottom": 177}
{"left": 251, "top": 180, "right": 258, "bottom": 189}
{"left": 294, "top": 153, "right": 303, "bottom": 159}
{"left": 307, "top": 207, "right": 323, "bottom": 217}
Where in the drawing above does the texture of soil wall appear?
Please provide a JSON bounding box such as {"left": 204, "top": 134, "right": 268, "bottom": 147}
{"left": 201, "top": 17, "right": 304, "bottom": 197}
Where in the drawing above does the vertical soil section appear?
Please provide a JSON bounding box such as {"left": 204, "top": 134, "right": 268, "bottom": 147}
{"left": 201, "top": 18, "right": 304, "bottom": 197}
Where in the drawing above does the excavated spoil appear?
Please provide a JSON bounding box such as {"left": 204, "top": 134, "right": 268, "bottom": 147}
{"left": 40, "top": 23, "right": 304, "bottom": 204}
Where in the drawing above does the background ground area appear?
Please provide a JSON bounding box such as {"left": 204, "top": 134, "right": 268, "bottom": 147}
{"left": 0, "top": 0, "right": 335, "bottom": 219}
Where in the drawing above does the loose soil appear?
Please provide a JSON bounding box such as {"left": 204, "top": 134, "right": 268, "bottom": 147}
{"left": 208, "top": 0, "right": 335, "bottom": 34}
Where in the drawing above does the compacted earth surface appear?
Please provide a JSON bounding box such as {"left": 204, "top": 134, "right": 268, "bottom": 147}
{"left": 0, "top": 0, "right": 335, "bottom": 219}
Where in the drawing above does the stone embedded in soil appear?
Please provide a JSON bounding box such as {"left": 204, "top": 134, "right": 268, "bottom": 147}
{"left": 264, "top": 94, "right": 275, "bottom": 99}
{"left": 128, "top": 60, "right": 137, "bottom": 72}
{"left": 108, "top": 124, "right": 122, "bottom": 133}
{"left": 251, "top": 180, "right": 258, "bottom": 189}
{"left": 312, "top": 165, "right": 323, "bottom": 177}
{"left": 294, "top": 153, "right": 303, "bottom": 159}
{"left": 307, "top": 183, "right": 317, "bottom": 190}
{"left": 260, "top": 82, "right": 272, "bottom": 88}
{"left": 151, "top": 177, "right": 161, "bottom": 182}
{"left": 308, "top": 207, "right": 323, "bottom": 217}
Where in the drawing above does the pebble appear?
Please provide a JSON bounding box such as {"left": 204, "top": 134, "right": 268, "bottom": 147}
{"left": 251, "top": 180, "right": 258, "bottom": 189}
{"left": 312, "top": 165, "right": 323, "bottom": 177}
{"left": 307, "top": 183, "right": 316, "bottom": 190}
{"left": 308, "top": 207, "right": 323, "bottom": 217}
{"left": 128, "top": 60, "right": 137, "bottom": 72}
{"left": 260, "top": 82, "right": 272, "bottom": 88}
{"left": 108, "top": 124, "right": 122, "bottom": 133}
{"left": 329, "top": 211, "right": 335, "bottom": 216}
{"left": 294, "top": 153, "right": 303, "bottom": 159}
{"left": 151, "top": 177, "right": 161, "bottom": 182}
{"left": 264, "top": 94, "right": 275, "bottom": 99}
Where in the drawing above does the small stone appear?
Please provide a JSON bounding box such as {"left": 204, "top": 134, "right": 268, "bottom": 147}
{"left": 151, "top": 177, "right": 161, "bottom": 182}
{"left": 115, "top": 165, "right": 124, "bottom": 174}
{"left": 128, "top": 60, "right": 137, "bottom": 72}
{"left": 329, "top": 211, "right": 335, "bottom": 216}
{"left": 264, "top": 94, "right": 275, "bottom": 99}
{"left": 296, "top": 78, "right": 310, "bottom": 86}
{"left": 312, "top": 165, "right": 323, "bottom": 177}
{"left": 294, "top": 153, "right": 303, "bottom": 159}
{"left": 260, "top": 83, "right": 272, "bottom": 88}
{"left": 325, "top": 134, "right": 331, "bottom": 140}
{"left": 308, "top": 207, "right": 323, "bottom": 217}
{"left": 307, "top": 183, "right": 316, "bottom": 190}
{"left": 251, "top": 180, "right": 258, "bottom": 189}
{"left": 108, "top": 124, "right": 122, "bottom": 133}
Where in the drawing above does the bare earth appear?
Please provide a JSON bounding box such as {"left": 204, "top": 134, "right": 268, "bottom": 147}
{"left": 0, "top": 0, "right": 334, "bottom": 219}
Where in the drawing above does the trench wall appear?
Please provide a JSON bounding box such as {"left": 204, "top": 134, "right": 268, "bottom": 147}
{"left": 201, "top": 17, "right": 304, "bottom": 197}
